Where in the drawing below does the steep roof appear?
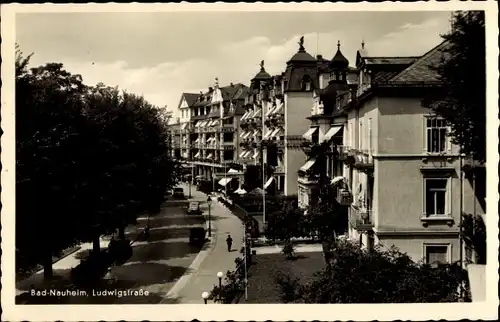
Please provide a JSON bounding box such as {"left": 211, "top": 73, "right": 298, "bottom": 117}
{"left": 388, "top": 40, "right": 450, "bottom": 83}
{"left": 182, "top": 93, "right": 199, "bottom": 107}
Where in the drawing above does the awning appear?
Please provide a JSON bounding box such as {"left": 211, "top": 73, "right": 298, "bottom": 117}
{"left": 195, "top": 138, "right": 200, "bottom": 143}
{"left": 266, "top": 105, "right": 277, "bottom": 117}
{"left": 263, "top": 130, "right": 273, "bottom": 139}
{"left": 302, "top": 127, "right": 318, "bottom": 141}
{"left": 218, "top": 177, "right": 233, "bottom": 186}
{"left": 243, "top": 151, "right": 252, "bottom": 158}
{"left": 240, "top": 131, "right": 247, "bottom": 138}
{"left": 206, "top": 153, "right": 213, "bottom": 159}
{"left": 241, "top": 111, "right": 250, "bottom": 121}
{"left": 227, "top": 168, "right": 240, "bottom": 174}
{"left": 322, "top": 125, "right": 343, "bottom": 142}
{"left": 234, "top": 188, "right": 247, "bottom": 195}
{"left": 239, "top": 150, "right": 247, "bottom": 158}
{"left": 300, "top": 159, "right": 316, "bottom": 172}
{"left": 252, "top": 129, "right": 260, "bottom": 137}
{"left": 271, "top": 128, "right": 283, "bottom": 138}
{"left": 264, "top": 177, "right": 275, "bottom": 189}
{"left": 194, "top": 152, "right": 201, "bottom": 158}
{"left": 273, "top": 103, "right": 283, "bottom": 114}
{"left": 252, "top": 108, "right": 262, "bottom": 118}
{"left": 248, "top": 187, "right": 264, "bottom": 195}
{"left": 212, "top": 120, "right": 219, "bottom": 127}
{"left": 253, "top": 151, "right": 260, "bottom": 159}
{"left": 180, "top": 123, "right": 188, "bottom": 130}
{"left": 243, "top": 131, "right": 252, "bottom": 139}
{"left": 331, "top": 176, "right": 345, "bottom": 185}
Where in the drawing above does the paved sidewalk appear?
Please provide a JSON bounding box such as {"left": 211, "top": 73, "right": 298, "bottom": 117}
{"left": 164, "top": 185, "right": 244, "bottom": 304}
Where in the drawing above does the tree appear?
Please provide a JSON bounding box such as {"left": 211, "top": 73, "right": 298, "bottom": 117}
{"left": 422, "top": 11, "right": 486, "bottom": 163}
{"left": 265, "top": 202, "right": 306, "bottom": 241}
{"left": 276, "top": 239, "right": 469, "bottom": 303}
{"left": 16, "top": 50, "right": 90, "bottom": 279}
{"left": 302, "top": 141, "right": 347, "bottom": 265}
{"left": 460, "top": 213, "right": 486, "bottom": 264}
{"left": 15, "top": 47, "right": 182, "bottom": 279}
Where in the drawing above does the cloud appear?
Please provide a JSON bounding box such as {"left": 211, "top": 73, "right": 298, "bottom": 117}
{"left": 26, "top": 16, "right": 449, "bottom": 120}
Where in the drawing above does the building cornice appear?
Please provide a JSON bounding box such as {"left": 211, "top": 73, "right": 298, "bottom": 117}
{"left": 373, "top": 228, "right": 460, "bottom": 236}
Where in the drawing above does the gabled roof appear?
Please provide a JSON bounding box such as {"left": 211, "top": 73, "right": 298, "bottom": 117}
{"left": 182, "top": 93, "right": 199, "bottom": 107}
{"left": 388, "top": 40, "right": 451, "bottom": 83}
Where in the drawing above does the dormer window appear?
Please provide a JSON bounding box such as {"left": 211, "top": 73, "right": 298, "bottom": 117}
{"left": 302, "top": 76, "right": 312, "bottom": 91}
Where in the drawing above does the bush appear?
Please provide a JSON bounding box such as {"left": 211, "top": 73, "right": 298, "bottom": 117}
{"left": 281, "top": 240, "right": 297, "bottom": 260}
{"left": 276, "top": 239, "right": 469, "bottom": 303}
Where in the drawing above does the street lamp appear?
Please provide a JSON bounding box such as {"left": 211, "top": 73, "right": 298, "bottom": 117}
{"left": 217, "top": 271, "right": 224, "bottom": 301}
{"left": 207, "top": 195, "right": 212, "bottom": 237}
{"left": 201, "top": 291, "right": 209, "bottom": 304}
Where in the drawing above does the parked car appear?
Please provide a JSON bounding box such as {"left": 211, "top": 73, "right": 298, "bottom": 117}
{"left": 189, "top": 227, "right": 206, "bottom": 246}
{"left": 187, "top": 201, "right": 202, "bottom": 215}
{"left": 172, "top": 188, "right": 184, "bottom": 198}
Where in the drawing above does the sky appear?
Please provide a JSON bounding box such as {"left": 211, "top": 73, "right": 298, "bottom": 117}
{"left": 16, "top": 11, "right": 452, "bottom": 120}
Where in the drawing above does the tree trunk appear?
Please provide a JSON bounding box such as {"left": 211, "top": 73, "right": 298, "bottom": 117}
{"left": 43, "top": 250, "right": 54, "bottom": 281}
{"left": 93, "top": 234, "right": 100, "bottom": 254}
{"left": 118, "top": 225, "right": 125, "bottom": 240}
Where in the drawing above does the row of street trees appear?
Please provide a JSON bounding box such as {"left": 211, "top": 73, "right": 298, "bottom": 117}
{"left": 15, "top": 46, "right": 182, "bottom": 280}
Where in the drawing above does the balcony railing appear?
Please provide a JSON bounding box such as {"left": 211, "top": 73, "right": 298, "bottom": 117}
{"left": 336, "top": 187, "right": 353, "bottom": 206}
{"left": 350, "top": 208, "right": 374, "bottom": 231}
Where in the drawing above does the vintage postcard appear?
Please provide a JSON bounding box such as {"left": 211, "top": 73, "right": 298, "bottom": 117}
{"left": 1, "top": 2, "right": 498, "bottom": 321}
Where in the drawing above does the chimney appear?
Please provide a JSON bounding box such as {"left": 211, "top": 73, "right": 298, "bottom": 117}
{"left": 230, "top": 82, "right": 234, "bottom": 87}
{"left": 209, "top": 87, "right": 213, "bottom": 92}
{"left": 316, "top": 54, "right": 323, "bottom": 60}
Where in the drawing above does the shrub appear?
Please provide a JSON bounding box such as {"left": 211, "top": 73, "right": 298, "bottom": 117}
{"left": 281, "top": 240, "right": 297, "bottom": 260}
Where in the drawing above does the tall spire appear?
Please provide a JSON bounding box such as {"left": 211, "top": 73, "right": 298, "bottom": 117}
{"left": 361, "top": 39, "right": 365, "bottom": 50}
{"left": 260, "top": 60, "right": 265, "bottom": 71}
{"left": 337, "top": 40, "right": 341, "bottom": 50}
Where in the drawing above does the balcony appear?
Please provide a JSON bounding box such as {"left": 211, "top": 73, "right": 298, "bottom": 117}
{"left": 350, "top": 208, "right": 374, "bottom": 231}
{"left": 345, "top": 148, "right": 374, "bottom": 169}
{"left": 220, "top": 127, "right": 235, "bottom": 133}
{"left": 336, "top": 187, "right": 353, "bottom": 206}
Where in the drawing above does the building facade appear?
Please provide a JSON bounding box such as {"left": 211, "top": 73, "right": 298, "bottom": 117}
{"left": 300, "top": 40, "right": 486, "bottom": 265}
{"left": 174, "top": 80, "right": 249, "bottom": 189}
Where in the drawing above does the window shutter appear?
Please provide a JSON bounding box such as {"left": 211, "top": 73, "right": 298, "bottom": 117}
{"left": 422, "top": 116, "right": 427, "bottom": 153}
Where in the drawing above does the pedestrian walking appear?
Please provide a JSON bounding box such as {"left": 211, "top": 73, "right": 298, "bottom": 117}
{"left": 226, "top": 235, "right": 233, "bottom": 252}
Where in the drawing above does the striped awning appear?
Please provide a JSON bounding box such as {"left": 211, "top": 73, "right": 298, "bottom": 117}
{"left": 263, "top": 130, "right": 274, "bottom": 139}
{"left": 322, "top": 125, "right": 343, "bottom": 142}
{"left": 253, "top": 151, "right": 260, "bottom": 159}
{"left": 240, "top": 111, "right": 250, "bottom": 121}
{"left": 206, "top": 153, "right": 213, "bottom": 159}
{"left": 300, "top": 159, "right": 316, "bottom": 172}
{"left": 239, "top": 150, "right": 247, "bottom": 158}
{"left": 243, "top": 131, "right": 252, "bottom": 139}
{"left": 303, "top": 127, "right": 318, "bottom": 141}
{"left": 266, "top": 105, "right": 277, "bottom": 117}
{"left": 252, "top": 108, "right": 262, "bottom": 118}
{"left": 271, "top": 128, "right": 283, "bottom": 138}
{"left": 218, "top": 178, "right": 233, "bottom": 186}
{"left": 194, "top": 152, "right": 201, "bottom": 158}
{"left": 180, "top": 123, "right": 188, "bottom": 130}
{"left": 264, "top": 177, "right": 275, "bottom": 189}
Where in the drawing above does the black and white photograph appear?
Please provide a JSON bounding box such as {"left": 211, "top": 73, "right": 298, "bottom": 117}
{"left": 1, "top": 2, "right": 498, "bottom": 321}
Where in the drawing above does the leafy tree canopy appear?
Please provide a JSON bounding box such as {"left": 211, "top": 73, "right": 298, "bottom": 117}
{"left": 15, "top": 47, "right": 181, "bottom": 276}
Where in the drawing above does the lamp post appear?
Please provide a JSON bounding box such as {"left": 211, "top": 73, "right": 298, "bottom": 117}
{"left": 217, "top": 271, "right": 224, "bottom": 302}
{"left": 207, "top": 195, "right": 212, "bottom": 237}
{"left": 201, "top": 291, "right": 209, "bottom": 304}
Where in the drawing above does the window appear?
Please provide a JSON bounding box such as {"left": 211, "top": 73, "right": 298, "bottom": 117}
{"left": 425, "top": 178, "right": 448, "bottom": 216}
{"left": 426, "top": 117, "right": 448, "bottom": 153}
{"left": 425, "top": 245, "right": 450, "bottom": 267}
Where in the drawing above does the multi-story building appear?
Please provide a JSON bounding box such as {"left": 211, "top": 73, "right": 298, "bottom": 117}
{"left": 175, "top": 79, "right": 249, "bottom": 189}
{"left": 298, "top": 41, "right": 358, "bottom": 208}
{"left": 239, "top": 37, "right": 323, "bottom": 196}
{"left": 300, "top": 39, "right": 486, "bottom": 265}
